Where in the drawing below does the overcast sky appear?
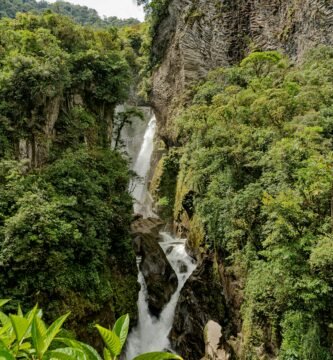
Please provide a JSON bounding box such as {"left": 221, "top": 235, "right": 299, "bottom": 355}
{"left": 45, "top": 0, "right": 145, "bottom": 20}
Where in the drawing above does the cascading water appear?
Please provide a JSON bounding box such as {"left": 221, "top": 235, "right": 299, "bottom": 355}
{"left": 125, "top": 234, "right": 196, "bottom": 358}
{"left": 130, "top": 115, "right": 157, "bottom": 218}
{"left": 125, "top": 113, "right": 197, "bottom": 359}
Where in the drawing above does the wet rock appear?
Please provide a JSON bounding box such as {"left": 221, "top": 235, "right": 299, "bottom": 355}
{"left": 169, "top": 255, "right": 226, "bottom": 359}
{"left": 131, "top": 217, "right": 178, "bottom": 316}
{"left": 131, "top": 216, "right": 165, "bottom": 242}
{"left": 166, "top": 246, "right": 174, "bottom": 255}
{"left": 177, "top": 260, "right": 188, "bottom": 274}
{"left": 201, "top": 321, "right": 234, "bottom": 360}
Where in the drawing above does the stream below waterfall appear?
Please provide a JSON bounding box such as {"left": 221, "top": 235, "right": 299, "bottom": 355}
{"left": 124, "top": 113, "right": 197, "bottom": 358}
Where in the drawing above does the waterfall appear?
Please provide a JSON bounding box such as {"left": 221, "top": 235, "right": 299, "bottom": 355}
{"left": 130, "top": 115, "right": 157, "bottom": 218}
{"left": 125, "top": 114, "right": 197, "bottom": 359}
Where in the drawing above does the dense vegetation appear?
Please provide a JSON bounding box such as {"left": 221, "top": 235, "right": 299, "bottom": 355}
{"left": 168, "top": 48, "right": 333, "bottom": 358}
{"left": 0, "top": 300, "right": 182, "bottom": 360}
{"left": 3, "top": 1, "right": 333, "bottom": 359}
{"left": 0, "top": 0, "right": 140, "bottom": 28}
{"left": 0, "top": 11, "right": 145, "bottom": 344}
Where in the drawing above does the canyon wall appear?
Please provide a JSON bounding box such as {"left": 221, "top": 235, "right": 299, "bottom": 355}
{"left": 151, "top": 0, "right": 333, "bottom": 137}
{"left": 150, "top": 1, "right": 333, "bottom": 358}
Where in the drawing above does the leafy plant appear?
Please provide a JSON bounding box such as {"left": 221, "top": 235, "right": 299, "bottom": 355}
{"left": 0, "top": 301, "right": 183, "bottom": 360}
{"left": 95, "top": 314, "right": 182, "bottom": 360}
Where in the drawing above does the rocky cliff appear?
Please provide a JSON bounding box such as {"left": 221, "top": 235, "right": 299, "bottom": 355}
{"left": 150, "top": 1, "right": 333, "bottom": 358}
{"left": 151, "top": 0, "right": 333, "bottom": 138}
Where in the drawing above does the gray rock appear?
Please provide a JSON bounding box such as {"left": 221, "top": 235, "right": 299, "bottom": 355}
{"left": 177, "top": 260, "right": 188, "bottom": 274}
{"left": 202, "top": 321, "right": 233, "bottom": 360}
{"left": 169, "top": 255, "right": 227, "bottom": 360}
{"left": 151, "top": 0, "right": 333, "bottom": 139}
{"left": 131, "top": 217, "right": 178, "bottom": 316}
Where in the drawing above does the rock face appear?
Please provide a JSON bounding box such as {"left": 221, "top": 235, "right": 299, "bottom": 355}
{"left": 170, "top": 255, "right": 226, "bottom": 360}
{"left": 151, "top": 0, "right": 333, "bottom": 135}
{"left": 131, "top": 217, "right": 178, "bottom": 316}
{"left": 17, "top": 93, "right": 116, "bottom": 168}
{"left": 202, "top": 321, "right": 234, "bottom": 360}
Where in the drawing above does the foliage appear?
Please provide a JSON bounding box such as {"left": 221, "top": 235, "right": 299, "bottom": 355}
{"left": 0, "top": 301, "right": 183, "bottom": 360}
{"left": 0, "top": 12, "right": 138, "bottom": 161}
{"left": 0, "top": 7, "right": 152, "bottom": 359}
{"left": 173, "top": 47, "right": 333, "bottom": 357}
{"left": 0, "top": 11, "right": 146, "bottom": 348}
{"left": 0, "top": 0, "right": 140, "bottom": 28}
{"left": 0, "top": 148, "right": 138, "bottom": 341}
{"left": 113, "top": 108, "right": 144, "bottom": 150}
{"left": 150, "top": 150, "right": 180, "bottom": 220}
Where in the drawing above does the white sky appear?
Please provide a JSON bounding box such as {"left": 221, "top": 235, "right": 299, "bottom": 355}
{"left": 45, "top": 0, "right": 145, "bottom": 20}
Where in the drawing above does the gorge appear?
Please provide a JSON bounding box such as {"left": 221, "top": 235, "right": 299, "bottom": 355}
{"left": 1, "top": 1, "right": 333, "bottom": 359}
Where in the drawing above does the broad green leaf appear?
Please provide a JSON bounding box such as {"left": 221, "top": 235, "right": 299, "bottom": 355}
{"left": 17, "top": 305, "right": 23, "bottom": 317}
{"left": 16, "top": 342, "right": 33, "bottom": 359}
{"left": 25, "top": 305, "right": 39, "bottom": 322}
{"left": 44, "top": 313, "right": 70, "bottom": 351}
{"left": 56, "top": 338, "right": 102, "bottom": 360}
{"left": 103, "top": 348, "right": 112, "bottom": 360}
{"left": 0, "top": 335, "right": 15, "bottom": 348}
{"left": 17, "top": 342, "right": 31, "bottom": 350}
{"left": 44, "top": 347, "right": 86, "bottom": 360}
{"left": 0, "top": 349, "right": 15, "bottom": 360}
{"left": 36, "top": 309, "right": 43, "bottom": 319}
{"left": 112, "top": 314, "right": 129, "bottom": 349}
{"left": 132, "top": 352, "right": 183, "bottom": 360}
{"left": 23, "top": 305, "right": 39, "bottom": 339}
{"left": 95, "top": 325, "right": 121, "bottom": 357}
{"left": 32, "top": 315, "right": 47, "bottom": 358}
{"left": 9, "top": 315, "right": 30, "bottom": 342}
{"left": 78, "top": 343, "right": 102, "bottom": 360}
{"left": 0, "top": 312, "right": 10, "bottom": 326}
{"left": 0, "top": 301, "right": 10, "bottom": 308}
{"left": 0, "top": 322, "right": 13, "bottom": 339}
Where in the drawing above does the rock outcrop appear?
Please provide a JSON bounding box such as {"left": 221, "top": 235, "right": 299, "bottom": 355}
{"left": 202, "top": 321, "right": 234, "bottom": 360}
{"left": 151, "top": 0, "right": 333, "bottom": 136}
{"left": 170, "top": 255, "right": 226, "bottom": 359}
{"left": 131, "top": 216, "right": 178, "bottom": 316}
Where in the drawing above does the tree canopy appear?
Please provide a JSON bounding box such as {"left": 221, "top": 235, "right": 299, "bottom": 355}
{"left": 0, "top": 12, "right": 144, "bottom": 344}
{"left": 171, "top": 47, "right": 333, "bottom": 358}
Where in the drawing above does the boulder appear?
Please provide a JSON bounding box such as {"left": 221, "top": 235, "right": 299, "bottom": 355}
{"left": 201, "top": 321, "right": 233, "bottom": 360}
{"left": 169, "top": 255, "right": 226, "bottom": 359}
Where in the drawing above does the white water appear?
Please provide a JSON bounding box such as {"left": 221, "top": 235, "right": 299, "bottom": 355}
{"left": 125, "top": 114, "right": 197, "bottom": 359}
{"left": 130, "top": 115, "right": 157, "bottom": 217}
